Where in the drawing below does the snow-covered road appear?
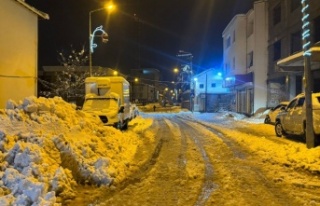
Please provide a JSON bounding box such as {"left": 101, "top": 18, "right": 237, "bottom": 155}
{"left": 74, "top": 112, "right": 320, "bottom": 205}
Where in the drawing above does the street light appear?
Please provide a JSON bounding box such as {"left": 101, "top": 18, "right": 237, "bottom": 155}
{"left": 89, "top": 3, "right": 115, "bottom": 76}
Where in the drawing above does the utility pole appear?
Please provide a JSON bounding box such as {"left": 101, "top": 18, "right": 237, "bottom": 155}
{"left": 301, "top": 0, "right": 315, "bottom": 148}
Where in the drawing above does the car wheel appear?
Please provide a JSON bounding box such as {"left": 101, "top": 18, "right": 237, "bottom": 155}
{"left": 264, "top": 116, "right": 271, "bottom": 124}
{"left": 302, "top": 122, "right": 306, "bottom": 141}
{"left": 275, "top": 121, "right": 284, "bottom": 137}
{"left": 121, "top": 120, "right": 128, "bottom": 130}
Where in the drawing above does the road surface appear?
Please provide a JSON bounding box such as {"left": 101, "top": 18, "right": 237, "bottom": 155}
{"left": 70, "top": 113, "right": 320, "bottom": 206}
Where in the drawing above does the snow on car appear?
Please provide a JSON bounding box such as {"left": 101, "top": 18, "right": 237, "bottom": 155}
{"left": 274, "top": 92, "right": 320, "bottom": 142}
{"left": 264, "top": 101, "right": 289, "bottom": 124}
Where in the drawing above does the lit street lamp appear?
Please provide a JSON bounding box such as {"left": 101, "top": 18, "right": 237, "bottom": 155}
{"left": 89, "top": 3, "right": 115, "bottom": 76}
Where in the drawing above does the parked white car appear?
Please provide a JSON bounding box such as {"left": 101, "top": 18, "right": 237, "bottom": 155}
{"left": 264, "top": 101, "right": 289, "bottom": 124}
{"left": 274, "top": 93, "right": 320, "bottom": 141}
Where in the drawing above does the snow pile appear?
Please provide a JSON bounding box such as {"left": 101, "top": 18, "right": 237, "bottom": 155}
{"left": 0, "top": 96, "right": 153, "bottom": 205}
{"left": 186, "top": 112, "right": 320, "bottom": 174}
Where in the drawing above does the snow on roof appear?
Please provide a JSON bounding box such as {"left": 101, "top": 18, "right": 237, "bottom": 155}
{"left": 14, "top": 0, "right": 49, "bottom": 20}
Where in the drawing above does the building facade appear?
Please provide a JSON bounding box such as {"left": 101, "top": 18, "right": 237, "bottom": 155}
{"left": 222, "top": 0, "right": 268, "bottom": 115}
{"left": 268, "top": 0, "right": 320, "bottom": 107}
{"left": 0, "top": 0, "right": 49, "bottom": 108}
{"left": 192, "top": 68, "right": 230, "bottom": 112}
{"left": 130, "top": 68, "right": 160, "bottom": 104}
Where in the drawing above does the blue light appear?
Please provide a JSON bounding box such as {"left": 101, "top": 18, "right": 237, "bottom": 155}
{"left": 301, "top": 0, "right": 311, "bottom": 57}
{"left": 301, "top": 4, "right": 309, "bottom": 12}
{"left": 302, "top": 22, "right": 309, "bottom": 29}
{"left": 217, "top": 72, "right": 222, "bottom": 77}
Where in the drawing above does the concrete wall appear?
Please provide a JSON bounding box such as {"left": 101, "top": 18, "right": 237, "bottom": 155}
{"left": 252, "top": 0, "right": 268, "bottom": 111}
{"left": 0, "top": 0, "right": 38, "bottom": 108}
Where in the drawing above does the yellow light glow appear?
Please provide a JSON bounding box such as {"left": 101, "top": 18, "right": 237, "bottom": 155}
{"left": 105, "top": 2, "right": 116, "bottom": 12}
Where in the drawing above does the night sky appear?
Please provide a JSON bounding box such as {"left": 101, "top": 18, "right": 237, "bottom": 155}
{"left": 26, "top": 0, "right": 255, "bottom": 80}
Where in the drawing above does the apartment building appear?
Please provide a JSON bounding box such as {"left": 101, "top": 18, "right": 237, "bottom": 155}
{"left": 222, "top": 0, "right": 268, "bottom": 115}
{"left": 268, "top": 0, "right": 320, "bottom": 107}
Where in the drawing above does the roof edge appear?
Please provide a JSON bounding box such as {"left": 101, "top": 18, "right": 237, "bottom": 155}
{"left": 15, "top": 0, "right": 49, "bottom": 20}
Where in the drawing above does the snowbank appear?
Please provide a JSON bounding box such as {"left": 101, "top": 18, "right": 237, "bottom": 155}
{"left": 0, "top": 96, "right": 153, "bottom": 205}
{"left": 186, "top": 112, "right": 320, "bottom": 175}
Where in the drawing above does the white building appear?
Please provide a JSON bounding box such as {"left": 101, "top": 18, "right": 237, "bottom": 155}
{"left": 0, "top": 0, "right": 49, "bottom": 108}
{"left": 192, "top": 68, "right": 229, "bottom": 112}
{"left": 222, "top": 0, "right": 268, "bottom": 115}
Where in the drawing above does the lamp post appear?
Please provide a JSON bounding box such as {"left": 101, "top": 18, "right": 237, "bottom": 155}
{"left": 301, "top": 0, "right": 315, "bottom": 148}
{"left": 173, "top": 68, "right": 179, "bottom": 102}
{"left": 89, "top": 3, "right": 115, "bottom": 76}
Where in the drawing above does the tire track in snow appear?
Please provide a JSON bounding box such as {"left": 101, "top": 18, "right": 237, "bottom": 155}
{"left": 169, "top": 117, "right": 218, "bottom": 206}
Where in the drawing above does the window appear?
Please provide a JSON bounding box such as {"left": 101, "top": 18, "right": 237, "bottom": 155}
{"left": 247, "top": 51, "right": 253, "bottom": 67}
{"left": 291, "top": 0, "right": 300, "bottom": 12}
{"left": 297, "top": 97, "right": 305, "bottom": 107}
{"left": 226, "top": 36, "right": 231, "bottom": 48}
{"left": 247, "top": 21, "right": 253, "bottom": 37}
{"left": 233, "top": 30, "right": 235, "bottom": 42}
{"left": 273, "top": 3, "right": 281, "bottom": 25}
{"left": 225, "top": 63, "right": 229, "bottom": 74}
{"left": 211, "top": 83, "right": 216, "bottom": 88}
{"left": 291, "top": 30, "right": 301, "bottom": 54}
{"left": 273, "top": 40, "right": 281, "bottom": 61}
{"left": 199, "top": 84, "right": 204, "bottom": 89}
{"left": 314, "top": 16, "right": 320, "bottom": 43}
{"left": 286, "top": 99, "right": 297, "bottom": 111}
{"left": 233, "top": 57, "right": 235, "bottom": 70}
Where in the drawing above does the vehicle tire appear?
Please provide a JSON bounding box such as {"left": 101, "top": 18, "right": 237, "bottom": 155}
{"left": 302, "top": 121, "right": 306, "bottom": 142}
{"left": 116, "top": 121, "right": 122, "bottom": 130}
{"left": 264, "top": 116, "right": 271, "bottom": 124}
{"left": 315, "top": 135, "right": 320, "bottom": 147}
{"left": 121, "top": 120, "right": 128, "bottom": 130}
{"left": 275, "top": 121, "right": 284, "bottom": 137}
